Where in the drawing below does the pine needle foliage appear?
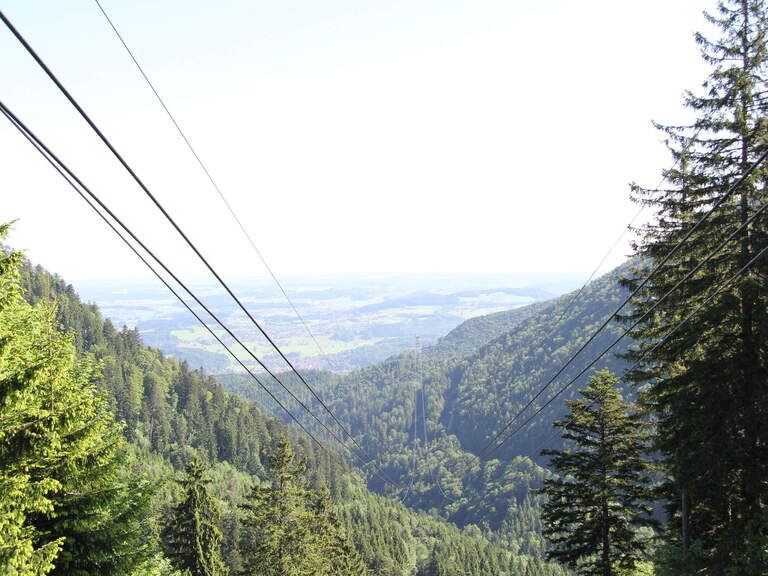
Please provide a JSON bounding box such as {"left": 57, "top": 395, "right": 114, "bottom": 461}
{"left": 623, "top": 1, "right": 768, "bottom": 572}
{"left": 540, "top": 370, "right": 655, "bottom": 576}
{"left": 239, "top": 436, "right": 368, "bottom": 576}
{"left": 0, "top": 223, "right": 155, "bottom": 575}
{"left": 0, "top": 224, "right": 62, "bottom": 576}
{"left": 163, "top": 457, "right": 227, "bottom": 576}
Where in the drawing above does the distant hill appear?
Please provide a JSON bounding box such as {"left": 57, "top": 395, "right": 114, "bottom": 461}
{"left": 427, "top": 300, "right": 550, "bottom": 360}
{"left": 80, "top": 277, "right": 560, "bottom": 373}
{"left": 353, "top": 286, "right": 552, "bottom": 314}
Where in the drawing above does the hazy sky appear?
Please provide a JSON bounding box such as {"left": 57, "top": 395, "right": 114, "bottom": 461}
{"left": 2, "top": 0, "right": 711, "bottom": 284}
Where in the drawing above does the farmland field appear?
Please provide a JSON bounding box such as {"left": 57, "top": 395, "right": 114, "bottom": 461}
{"left": 76, "top": 273, "right": 577, "bottom": 373}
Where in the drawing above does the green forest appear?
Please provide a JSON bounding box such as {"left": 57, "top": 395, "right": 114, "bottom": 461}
{"left": 1, "top": 235, "right": 565, "bottom": 575}
{"left": 2, "top": 0, "right": 768, "bottom": 575}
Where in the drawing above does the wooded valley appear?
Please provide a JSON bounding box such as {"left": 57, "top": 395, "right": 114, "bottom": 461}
{"left": 2, "top": 1, "right": 767, "bottom": 575}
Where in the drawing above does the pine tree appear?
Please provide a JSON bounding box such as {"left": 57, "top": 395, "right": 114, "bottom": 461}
{"left": 1, "top": 224, "right": 155, "bottom": 576}
{"left": 624, "top": 1, "right": 768, "bottom": 572}
{"left": 239, "top": 437, "right": 323, "bottom": 576}
{"left": 32, "top": 430, "right": 156, "bottom": 576}
{"left": 309, "top": 487, "right": 370, "bottom": 575}
{"left": 163, "top": 458, "right": 227, "bottom": 576}
{"left": 540, "top": 370, "right": 655, "bottom": 576}
{"left": 239, "top": 436, "right": 367, "bottom": 576}
{"left": 0, "top": 224, "right": 62, "bottom": 575}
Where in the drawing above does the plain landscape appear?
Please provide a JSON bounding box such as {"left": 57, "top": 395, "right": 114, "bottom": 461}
{"left": 77, "top": 274, "right": 573, "bottom": 372}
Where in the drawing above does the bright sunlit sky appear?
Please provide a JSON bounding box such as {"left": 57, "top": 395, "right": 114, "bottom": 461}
{"left": 1, "top": 0, "right": 713, "bottom": 285}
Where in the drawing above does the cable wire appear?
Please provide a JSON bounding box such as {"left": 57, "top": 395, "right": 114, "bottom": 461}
{"left": 92, "top": 1, "right": 401, "bottom": 477}
{"left": 533, "top": 242, "right": 768, "bottom": 457}
{"left": 0, "top": 101, "right": 328, "bottom": 453}
{"left": 491, "top": 199, "right": 768, "bottom": 452}
{"left": 0, "top": 9, "right": 371, "bottom": 464}
{"left": 91, "top": 0, "right": 333, "bottom": 365}
{"left": 550, "top": 205, "right": 643, "bottom": 329}
{"left": 480, "top": 126, "right": 711, "bottom": 456}
{"left": 418, "top": 340, "right": 456, "bottom": 503}
{"left": 480, "top": 148, "right": 693, "bottom": 455}
{"left": 0, "top": 99, "right": 390, "bottom": 473}
{"left": 397, "top": 386, "right": 420, "bottom": 506}
{"left": 480, "top": 145, "right": 768, "bottom": 455}
{"left": 543, "top": 122, "right": 709, "bottom": 341}
{"left": 626, "top": 247, "right": 768, "bottom": 375}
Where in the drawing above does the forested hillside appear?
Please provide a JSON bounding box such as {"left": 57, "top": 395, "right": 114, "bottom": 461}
{"left": 220, "top": 262, "right": 633, "bottom": 545}
{"left": 427, "top": 300, "right": 550, "bottom": 361}
{"left": 8, "top": 248, "right": 564, "bottom": 575}
{"left": 444, "top": 262, "right": 631, "bottom": 459}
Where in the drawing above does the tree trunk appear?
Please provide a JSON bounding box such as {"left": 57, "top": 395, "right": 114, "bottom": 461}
{"left": 600, "top": 418, "right": 611, "bottom": 576}
{"left": 602, "top": 495, "right": 611, "bottom": 576}
{"left": 737, "top": 0, "right": 761, "bottom": 531}
{"left": 682, "top": 488, "right": 690, "bottom": 552}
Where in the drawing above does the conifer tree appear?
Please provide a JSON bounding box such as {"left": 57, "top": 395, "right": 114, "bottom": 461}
{"left": 1, "top": 224, "right": 155, "bottom": 576}
{"left": 239, "top": 437, "right": 322, "bottom": 575}
{"left": 625, "top": 1, "right": 768, "bottom": 572}
{"left": 540, "top": 370, "right": 655, "bottom": 576}
{"left": 0, "top": 224, "right": 62, "bottom": 575}
{"left": 163, "top": 457, "right": 227, "bottom": 576}
{"left": 239, "top": 436, "right": 367, "bottom": 576}
{"left": 31, "top": 419, "right": 156, "bottom": 576}
{"left": 309, "top": 487, "right": 370, "bottom": 575}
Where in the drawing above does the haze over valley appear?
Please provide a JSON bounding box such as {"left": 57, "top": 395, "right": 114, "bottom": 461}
{"left": 77, "top": 273, "right": 576, "bottom": 372}
{"left": 2, "top": 1, "right": 767, "bottom": 575}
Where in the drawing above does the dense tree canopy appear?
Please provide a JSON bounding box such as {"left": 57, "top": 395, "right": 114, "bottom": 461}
{"left": 163, "top": 458, "right": 227, "bottom": 576}
{"left": 0, "top": 224, "right": 154, "bottom": 576}
{"left": 239, "top": 436, "right": 368, "bottom": 575}
{"left": 5, "top": 229, "right": 562, "bottom": 575}
{"left": 625, "top": 0, "right": 768, "bottom": 572}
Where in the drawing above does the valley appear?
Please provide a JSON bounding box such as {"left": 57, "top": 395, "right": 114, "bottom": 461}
{"left": 216, "top": 261, "right": 634, "bottom": 531}
{"left": 77, "top": 274, "right": 572, "bottom": 372}
{"left": 2, "top": 1, "right": 767, "bottom": 574}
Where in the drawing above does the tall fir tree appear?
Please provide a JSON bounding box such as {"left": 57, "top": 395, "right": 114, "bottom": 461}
{"left": 309, "top": 487, "right": 370, "bottom": 576}
{"left": 239, "top": 436, "right": 323, "bottom": 576}
{"left": 624, "top": 1, "right": 768, "bottom": 572}
{"left": 163, "top": 457, "right": 227, "bottom": 576}
{"left": 0, "top": 223, "right": 62, "bottom": 575}
{"left": 239, "top": 436, "right": 367, "bottom": 576}
{"left": 0, "top": 223, "right": 155, "bottom": 576}
{"left": 540, "top": 370, "right": 655, "bottom": 576}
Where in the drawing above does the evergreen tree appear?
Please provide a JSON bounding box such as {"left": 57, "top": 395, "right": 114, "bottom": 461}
{"left": 163, "top": 458, "right": 227, "bottom": 576}
{"left": 0, "top": 224, "right": 155, "bottom": 576}
{"left": 309, "top": 487, "right": 369, "bottom": 575}
{"left": 239, "top": 437, "right": 367, "bottom": 576}
{"left": 239, "top": 437, "right": 323, "bottom": 576}
{"left": 540, "top": 370, "right": 655, "bottom": 576}
{"left": 31, "top": 420, "right": 156, "bottom": 576}
{"left": 0, "top": 224, "right": 62, "bottom": 575}
{"left": 625, "top": 1, "right": 768, "bottom": 572}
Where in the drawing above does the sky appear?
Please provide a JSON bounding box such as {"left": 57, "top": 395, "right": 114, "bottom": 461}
{"left": 1, "top": 0, "right": 713, "bottom": 285}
